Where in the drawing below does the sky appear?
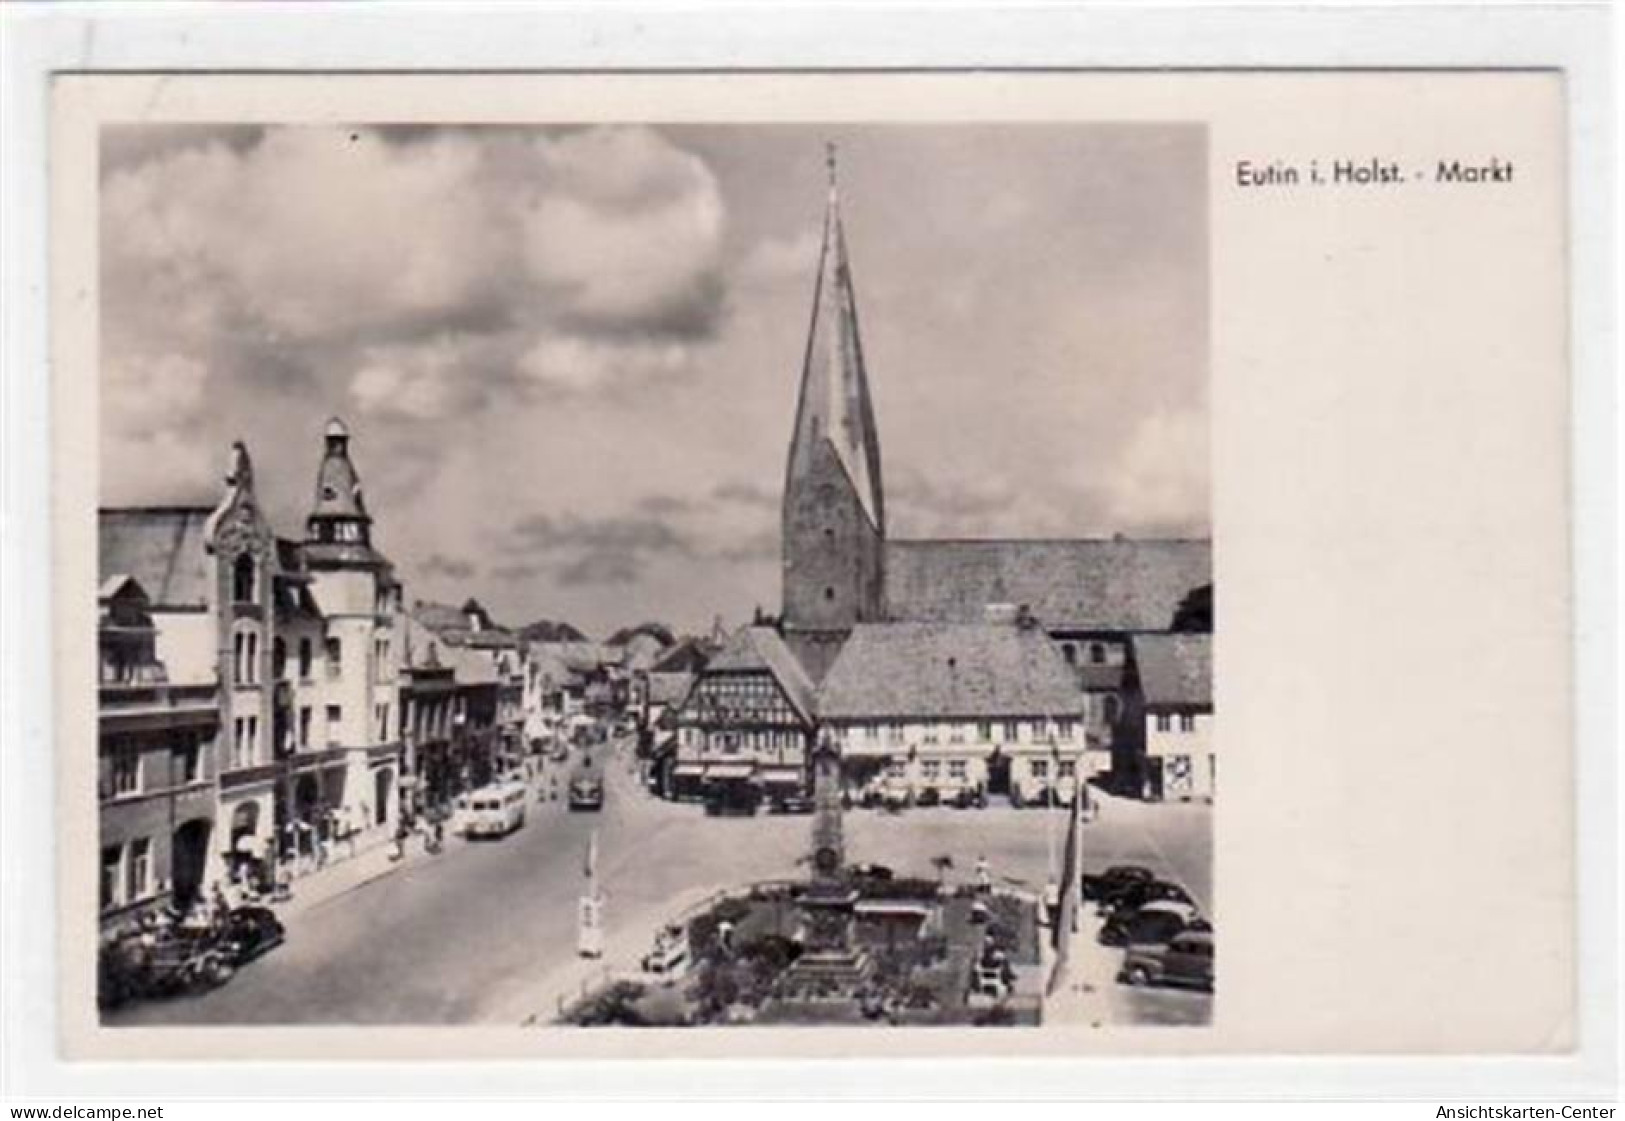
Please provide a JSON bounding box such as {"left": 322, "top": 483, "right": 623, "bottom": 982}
{"left": 100, "top": 123, "right": 1209, "bottom": 638}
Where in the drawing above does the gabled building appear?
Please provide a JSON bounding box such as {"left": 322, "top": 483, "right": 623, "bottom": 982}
{"left": 1125, "top": 633, "right": 1214, "bottom": 802}
{"left": 817, "top": 620, "right": 1087, "bottom": 807}
{"left": 671, "top": 626, "right": 817, "bottom": 803}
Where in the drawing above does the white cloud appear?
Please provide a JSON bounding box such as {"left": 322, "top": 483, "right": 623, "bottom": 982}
{"left": 1099, "top": 409, "right": 1210, "bottom": 533}
{"left": 103, "top": 352, "right": 209, "bottom": 436}
{"left": 518, "top": 336, "right": 692, "bottom": 394}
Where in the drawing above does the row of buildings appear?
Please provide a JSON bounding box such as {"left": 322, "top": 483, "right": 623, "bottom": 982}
{"left": 96, "top": 422, "right": 559, "bottom": 935}
{"left": 650, "top": 153, "right": 1215, "bottom": 810}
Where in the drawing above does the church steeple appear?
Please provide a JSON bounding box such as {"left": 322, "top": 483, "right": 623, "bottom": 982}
{"left": 781, "top": 144, "right": 887, "bottom": 668}
{"left": 786, "top": 144, "right": 885, "bottom": 532}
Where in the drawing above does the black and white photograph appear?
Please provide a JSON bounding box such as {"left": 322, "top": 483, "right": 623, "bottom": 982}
{"left": 91, "top": 121, "right": 1214, "bottom": 1029}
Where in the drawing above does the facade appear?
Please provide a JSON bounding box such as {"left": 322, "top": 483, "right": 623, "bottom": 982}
{"left": 672, "top": 627, "right": 817, "bottom": 802}
{"left": 98, "top": 421, "right": 409, "bottom": 918}
{"left": 97, "top": 576, "right": 219, "bottom": 934}
{"left": 817, "top": 621, "right": 1088, "bottom": 807}
{"left": 1126, "top": 633, "right": 1214, "bottom": 801}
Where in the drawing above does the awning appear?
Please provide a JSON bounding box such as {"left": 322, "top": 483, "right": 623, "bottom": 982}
{"left": 672, "top": 763, "right": 706, "bottom": 778}
{"left": 704, "top": 763, "right": 754, "bottom": 780}
{"left": 757, "top": 767, "right": 805, "bottom": 786}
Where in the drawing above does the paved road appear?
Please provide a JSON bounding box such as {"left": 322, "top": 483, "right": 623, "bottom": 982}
{"left": 109, "top": 743, "right": 1211, "bottom": 1026}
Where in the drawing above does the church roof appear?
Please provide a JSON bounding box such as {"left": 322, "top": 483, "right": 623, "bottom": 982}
{"left": 707, "top": 626, "right": 818, "bottom": 722}
{"left": 1131, "top": 632, "right": 1212, "bottom": 709}
{"left": 784, "top": 147, "right": 884, "bottom": 533}
{"left": 98, "top": 507, "right": 215, "bottom": 609}
{"left": 884, "top": 538, "right": 1212, "bottom": 633}
{"left": 817, "top": 622, "right": 1083, "bottom": 721}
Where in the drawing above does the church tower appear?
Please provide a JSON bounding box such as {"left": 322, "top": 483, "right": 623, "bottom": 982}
{"left": 782, "top": 146, "right": 886, "bottom": 679}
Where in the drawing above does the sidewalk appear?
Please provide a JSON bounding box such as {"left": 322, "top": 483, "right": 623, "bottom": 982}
{"left": 1041, "top": 902, "right": 1121, "bottom": 1028}
{"left": 268, "top": 826, "right": 457, "bottom": 923}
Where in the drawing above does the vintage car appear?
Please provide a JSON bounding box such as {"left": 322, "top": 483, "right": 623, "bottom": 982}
{"left": 1097, "top": 899, "right": 1206, "bottom": 948}
{"left": 1118, "top": 929, "right": 1215, "bottom": 992}
{"left": 568, "top": 775, "right": 605, "bottom": 812}
{"left": 640, "top": 924, "right": 691, "bottom": 977}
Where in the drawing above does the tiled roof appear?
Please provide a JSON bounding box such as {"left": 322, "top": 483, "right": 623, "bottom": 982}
{"left": 98, "top": 507, "right": 215, "bottom": 609}
{"left": 443, "top": 645, "right": 500, "bottom": 687}
{"left": 650, "top": 637, "right": 711, "bottom": 674}
{"left": 1132, "top": 633, "right": 1212, "bottom": 709}
{"left": 884, "top": 538, "right": 1212, "bottom": 633}
{"left": 817, "top": 622, "right": 1084, "bottom": 721}
{"left": 706, "top": 626, "right": 818, "bottom": 723}
{"left": 646, "top": 671, "right": 695, "bottom": 707}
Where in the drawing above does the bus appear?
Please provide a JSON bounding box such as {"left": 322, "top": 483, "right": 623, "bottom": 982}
{"left": 465, "top": 782, "right": 528, "bottom": 838}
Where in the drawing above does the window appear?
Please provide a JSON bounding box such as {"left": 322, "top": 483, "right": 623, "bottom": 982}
{"left": 823, "top": 587, "right": 834, "bottom": 601}
{"left": 921, "top": 760, "right": 942, "bottom": 780}
{"left": 1179, "top": 714, "right": 1197, "bottom": 733}
{"left": 976, "top": 721, "right": 993, "bottom": 742}
{"left": 126, "top": 838, "right": 151, "bottom": 902}
{"left": 298, "top": 706, "right": 312, "bottom": 750}
{"left": 1089, "top": 643, "right": 1106, "bottom": 664}
{"left": 246, "top": 716, "right": 258, "bottom": 761}
{"left": 948, "top": 724, "right": 965, "bottom": 744}
{"left": 111, "top": 743, "right": 141, "bottom": 796}
{"left": 886, "top": 759, "right": 907, "bottom": 779}
{"left": 325, "top": 637, "right": 342, "bottom": 678}
{"left": 298, "top": 638, "right": 313, "bottom": 679}
{"left": 922, "top": 724, "right": 939, "bottom": 745}
{"left": 101, "top": 846, "right": 122, "bottom": 910}
{"left": 326, "top": 704, "right": 342, "bottom": 732}
{"left": 948, "top": 759, "right": 968, "bottom": 780}
{"left": 1030, "top": 759, "right": 1050, "bottom": 780}
{"left": 376, "top": 703, "right": 390, "bottom": 742}
{"left": 1056, "top": 718, "right": 1077, "bottom": 742}
{"left": 1155, "top": 714, "right": 1172, "bottom": 733}
{"left": 1058, "top": 759, "right": 1077, "bottom": 779}
{"left": 233, "top": 633, "right": 245, "bottom": 684}
{"left": 886, "top": 723, "right": 904, "bottom": 744}
{"left": 1061, "top": 643, "right": 1077, "bottom": 665}
{"left": 1003, "top": 721, "right": 1021, "bottom": 743}
{"left": 174, "top": 734, "right": 202, "bottom": 784}
{"left": 272, "top": 637, "right": 287, "bottom": 680}
{"left": 1103, "top": 696, "right": 1121, "bottom": 723}
{"left": 232, "top": 554, "right": 256, "bottom": 603}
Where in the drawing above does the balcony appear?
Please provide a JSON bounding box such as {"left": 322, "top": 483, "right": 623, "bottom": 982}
{"left": 99, "top": 681, "right": 218, "bottom": 719}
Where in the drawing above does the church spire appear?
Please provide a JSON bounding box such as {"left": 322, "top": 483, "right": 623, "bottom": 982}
{"left": 786, "top": 142, "right": 885, "bottom": 533}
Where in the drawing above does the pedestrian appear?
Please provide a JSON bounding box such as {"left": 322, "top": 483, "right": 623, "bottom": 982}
{"left": 975, "top": 853, "right": 992, "bottom": 893}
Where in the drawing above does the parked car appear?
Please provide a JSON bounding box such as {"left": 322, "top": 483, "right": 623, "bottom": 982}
{"left": 568, "top": 775, "right": 604, "bottom": 812}
{"left": 950, "top": 787, "right": 987, "bottom": 809}
{"left": 1100, "top": 877, "right": 1196, "bottom": 915}
{"left": 640, "top": 923, "right": 691, "bottom": 977}
{"left": 915, "top": 787, "right": 941, "bottom": 808}
{"left": 769, "top": 793, "right": 814, "bottom": 815}
{"left": 1098, "top": 899, "right": 1204, "bottom": 948}
{"left": 1081, "top": 864, "right": 1154, "bottom": 902}
{"left": 1118, "top": 929, "right": 1214, "bottom": 992}
{"left": 218, "top": 905, "right": 285, "bottom": 965}
{"left": 703, "top": 786, "right": 760, "bottom": 816}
